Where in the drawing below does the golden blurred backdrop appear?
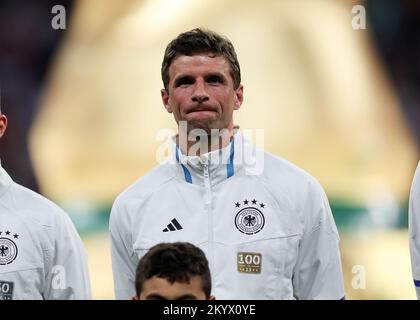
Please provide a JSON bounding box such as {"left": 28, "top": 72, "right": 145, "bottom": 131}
{"left": 25, "top": 0, "right": 419, "bottom": 299}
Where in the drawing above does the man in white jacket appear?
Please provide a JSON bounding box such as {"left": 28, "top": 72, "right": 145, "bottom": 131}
{"left": 409, "top": 161, "right": 420, "bottom": 299}
{"left": 0, "top": 108, "right": 91, "bottom": 299}
{"left": 110, "top": 28, "right": 345, "bottom": 300}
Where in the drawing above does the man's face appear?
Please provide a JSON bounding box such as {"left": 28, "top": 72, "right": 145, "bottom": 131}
{"left": 0, "top": 114, "right": 7, "bottom": 139}
{"left": 135, "top": 275, "right": 213, "bottom": 300}
{"left": 161, "top": 53, "right": 243, "bottom": 133}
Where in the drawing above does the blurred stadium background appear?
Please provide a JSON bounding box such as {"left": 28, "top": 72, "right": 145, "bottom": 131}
{"left": 1, "top": 0, "right": 419, "bottom": 299}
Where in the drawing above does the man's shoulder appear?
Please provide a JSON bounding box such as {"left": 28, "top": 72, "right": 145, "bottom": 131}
{"left": 261, "top": 151, "right": 332, "bottom": 229}
{"left": 8, "top": 181, "right": 71, "bottom": 226}
{"left": 113, "top": 162, "right": 175, "bottom": 208}
{"left": 410, "top": 161, "right": 420, "bottom": 201}
{"left": 256, "top": 150, "right": 326, "bottom": 201}
{"left": 262, "top": 150, "right": 319, "bottom": 185}
{"left": 414, "top": 161, "right": 420, "bottom": 189}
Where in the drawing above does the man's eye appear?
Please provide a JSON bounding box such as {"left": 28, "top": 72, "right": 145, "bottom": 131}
{"left": 176, "top": 77, "right": 194, "bottom": 87}
{"left": 207, "top": 76, "right": 222, "bottom": 83}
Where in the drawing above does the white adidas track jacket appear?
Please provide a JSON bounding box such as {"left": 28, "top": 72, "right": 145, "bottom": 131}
{"left": 409, "top": 161, "right": 420, "bottom": 299}
{"left": 0, "top": 164, "right": 91, "bottom": 300}
{"left": 110, "top": 131, "right": 345, "bottom": 300}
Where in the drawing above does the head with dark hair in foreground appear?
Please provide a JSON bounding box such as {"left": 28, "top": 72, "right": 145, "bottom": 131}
{"left": 134, "top": 242, "right": 214, "bottom": 300}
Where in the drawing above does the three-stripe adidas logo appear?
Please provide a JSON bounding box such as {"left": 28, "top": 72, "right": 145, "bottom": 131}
{"left": 162, "top": 218, "right": 183, "bottom": 232}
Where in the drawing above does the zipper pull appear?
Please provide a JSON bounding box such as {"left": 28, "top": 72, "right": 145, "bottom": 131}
{"left": 202, "top": 163, "right": 211, "bottom": 205}
{"left": 203, "top": 164, "right": 209, "bottom": 178}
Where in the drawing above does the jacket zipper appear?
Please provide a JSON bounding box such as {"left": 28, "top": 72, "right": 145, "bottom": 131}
{"left": 202, "top": 162, "right": 214, "bottom": 292}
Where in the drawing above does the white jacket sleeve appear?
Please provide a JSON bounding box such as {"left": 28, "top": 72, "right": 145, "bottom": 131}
{"left": 44, "top": 211, "right": 92, "bottom": 299}
{"left": 409, "top": 161, "right": 420, "bottom": 299}
{"left": 109, "top": 201, "right": 137, "bottom": 300}
{"left": 292, "top": 180, "right": 345, "bottom": 300}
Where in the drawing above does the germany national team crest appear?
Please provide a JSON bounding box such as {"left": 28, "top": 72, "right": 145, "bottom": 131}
{"left": 0, "top": 230, "right": 19, "bottom": 265}
{"left": 234, "top": 199, "right": 265, "bottom": 235}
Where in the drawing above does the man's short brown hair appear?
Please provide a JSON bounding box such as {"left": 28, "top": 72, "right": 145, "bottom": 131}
{"left": 161, "top": 28, "right": 241, "bottom": 91}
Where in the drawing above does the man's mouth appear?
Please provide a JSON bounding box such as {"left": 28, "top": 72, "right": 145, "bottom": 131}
{"left": 186, "top": 105, "right": 217, "bottom": 114}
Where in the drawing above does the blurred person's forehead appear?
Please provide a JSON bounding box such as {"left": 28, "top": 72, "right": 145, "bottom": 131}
{"left": 140, "top": 275, "right": 206, "bottom": 299}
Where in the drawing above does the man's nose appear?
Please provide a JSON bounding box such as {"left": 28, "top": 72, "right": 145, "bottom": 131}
{"left": 191, "top": 80, "right": 209, "bottom": 103}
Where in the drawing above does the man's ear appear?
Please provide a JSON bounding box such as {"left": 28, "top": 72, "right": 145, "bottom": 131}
{"left": 208, "top": 295, "right": 216, "bottom": 300}
{"left": 233, "top": 85, "right": 243, "bottom": 111}
{"left": 161, "top": 89, "right": 173, "bottom": 114}
{"left": 0, "top": 114, "right": 8, "bottom": 138}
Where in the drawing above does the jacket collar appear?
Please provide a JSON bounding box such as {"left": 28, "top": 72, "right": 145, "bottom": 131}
{"left": 171, "top": 128, "right": 248, "bottom": 186}
{"left": 0, "top": 161, "right": 13, "bottom": 198}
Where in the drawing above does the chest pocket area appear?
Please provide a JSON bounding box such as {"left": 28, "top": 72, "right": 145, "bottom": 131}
{"left": 236, "top": 234, "right": 299, "bottom": 274}
{"left": 0, "top": 269, "right": 44, "bottom": 300}
{"left": 215, "top": 232, "right": 300, "bottom": 299}
{"left": 0, "top": 231, "right": 48, "bottom": 300}
{"left": 0, "top": 243, "right": 45, "bottom": 300}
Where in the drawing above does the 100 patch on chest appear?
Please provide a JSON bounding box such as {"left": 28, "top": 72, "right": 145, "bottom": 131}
{"left": 0, "top": 281, "right": 14, "bottom": 300}
{"left": 237, "top": 252, "right": 262, "bottom": 274}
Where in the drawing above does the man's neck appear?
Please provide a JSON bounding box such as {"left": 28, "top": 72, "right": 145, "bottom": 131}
{"left": 177, "top": 127, "right": 235, "bottom": 157}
